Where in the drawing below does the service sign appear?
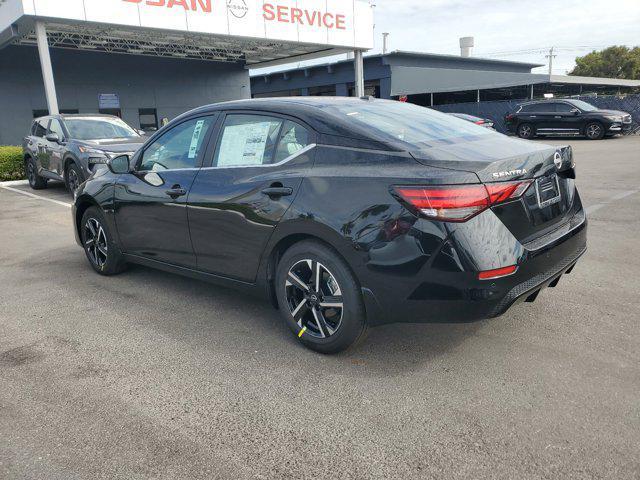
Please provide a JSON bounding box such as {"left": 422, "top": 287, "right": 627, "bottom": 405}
{"left": 16, "top": 0, "right": 374, "bottom": 49}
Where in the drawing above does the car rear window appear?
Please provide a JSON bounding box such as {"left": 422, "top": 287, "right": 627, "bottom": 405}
{"left": 321, "top": 101, "right": 493, "bottom": 147}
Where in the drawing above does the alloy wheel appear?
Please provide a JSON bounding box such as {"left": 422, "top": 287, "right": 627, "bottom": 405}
{"left": 67, "top": 168, "right": 80, "bottom": 193}
{"left": 519, "top": 125, "right": 532, "bottom": 138}
{"left": 586, "top": 124, "right": 602, "bottom": 139}
{"left": 285, "top": 259, "right": 344, "bottom": 339}
{"left": 84, "top": 217, "right": 108, "bottom": 269}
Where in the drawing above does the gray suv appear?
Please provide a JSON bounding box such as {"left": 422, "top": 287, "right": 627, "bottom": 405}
{"left": 23, "top": 114, "right": 146, "bottom": 193}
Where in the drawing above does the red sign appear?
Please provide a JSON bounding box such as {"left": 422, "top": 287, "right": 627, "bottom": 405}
{"left": 399, "top": 96, "right": 408, "bottom": 103}
{"left": 263, "top": 3, "right": 347, "bottom": 30}
{"left": 123, "top": 0, "right": 212, "bottom": 13}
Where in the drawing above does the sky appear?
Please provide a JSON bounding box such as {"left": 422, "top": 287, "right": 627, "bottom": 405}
{"left": 252, "top": 0, "right": 640, "bottom": 75}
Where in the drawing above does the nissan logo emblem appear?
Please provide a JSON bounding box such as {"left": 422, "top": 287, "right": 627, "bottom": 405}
{"left": 227, "top": 0, "right": 248, "bottom": 18}
{"left": 554, "top": 151, "right": 563, "bottom": 170}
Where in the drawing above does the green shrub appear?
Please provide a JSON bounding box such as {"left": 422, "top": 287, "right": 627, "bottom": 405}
{"left": 0, "top": 146, "right": 25, "bottom": 181}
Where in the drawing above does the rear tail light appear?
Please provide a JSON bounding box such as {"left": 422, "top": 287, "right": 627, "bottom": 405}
{"left": 478, "top": 265, "right": 518, "bottom": 280}
{"left": 505, "top": 114, "right": 515, "bottom": 121}
{"left": 475, "top": 120, "right": 484, "bottom": 125}
{"left": 394, "top": 180, "right": 533, "bottom": 222}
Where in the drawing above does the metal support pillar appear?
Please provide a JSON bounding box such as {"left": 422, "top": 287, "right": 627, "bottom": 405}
{"left": 430, "top": 93, "right": 434, "bottom": 106}
{"left": 530, "top": 84, "right": 534, "bottom": 100}
{"left": 477, "top": 89, "right": 480, "bottom": 103}
{"left": 35, "top": 22, "right": 59, "bottom": 115}
{"left": 354, "top": 50, "right": 365, "bottom": 97}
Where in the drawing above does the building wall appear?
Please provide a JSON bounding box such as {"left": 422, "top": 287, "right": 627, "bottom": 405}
{"left": 389, "top": 66, "right": 547, "bottom": 96}
{"left": 0, "top": 45, "right": 250, "bottom": 145}
{"left": 251, "top": 56, "right": 392, "bottom": 99}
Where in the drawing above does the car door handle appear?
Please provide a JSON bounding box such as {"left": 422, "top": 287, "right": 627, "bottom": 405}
{"left": 262, "top": 187, "right": 293, "bottom": 198}
{"left": 165, "top": 186, "right": 187, "bottom": 198}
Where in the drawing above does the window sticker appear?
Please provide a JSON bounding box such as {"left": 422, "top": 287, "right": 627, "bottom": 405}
{"left": 188, "top": 119, "right": 206, "bottom": 159}
{"left": 218, "top": 122, "right": 273, "bottom": 167}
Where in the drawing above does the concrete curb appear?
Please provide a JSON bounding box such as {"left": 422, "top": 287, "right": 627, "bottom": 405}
{"left": 0, "top": 179, "right": 28, "bottom": 186}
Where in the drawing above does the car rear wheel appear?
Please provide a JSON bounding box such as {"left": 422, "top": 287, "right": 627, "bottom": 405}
{"left": 275, "top": 240, "right": 367, "bottom": 354}
{"left": 65, "top": 162, "right": 83, "bottom": 194}
{"left": 517, "top": 123, "right": 535, "bottom": 139}
{"left": 81, "top": 206, "right": 127, "bottom": 275}
{"left": 26, "top": 157, "right": 47, "bottom": 190}
{"left": 585, "top": 122, "right": 604, "bottom": 140}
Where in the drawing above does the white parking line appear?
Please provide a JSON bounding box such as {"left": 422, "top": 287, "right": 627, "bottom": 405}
{"left": 585, "top": 204, "right": 605, "bottom": 215}
{"left": 609, "top": 189, "right": 639, "bottom": 202}
{"left": 585, "top": 189, "right": 639, "bottom": 216}
{"left": 0, "top": 185, "right": 72, "bottom": 208}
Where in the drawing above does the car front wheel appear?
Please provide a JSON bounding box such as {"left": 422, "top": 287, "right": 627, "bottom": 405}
{"left": 81, "top": 206, "right": 127, "bottom": 275}
{"left": 275, "top": 240, "right": 367, "bottom": 354}
{"left": 585, "top": 122, "right": 605, "bottom": 140}
{"left": 66, "top": 162, "right": 84, "bottom": 194}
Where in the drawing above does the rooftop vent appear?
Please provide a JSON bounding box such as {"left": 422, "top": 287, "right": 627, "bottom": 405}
{"left": 460, "top": 36, "right": 474, "bottom": 57}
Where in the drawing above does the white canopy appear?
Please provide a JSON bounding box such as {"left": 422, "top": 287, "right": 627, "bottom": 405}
{"left": 0, "top": 0, "right": 374, "bottom": 65}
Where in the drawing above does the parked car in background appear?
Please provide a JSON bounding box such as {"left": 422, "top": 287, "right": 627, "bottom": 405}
{"left": 505, "top": 99, "right": 632, "bottom": 140}
{"left": 23, "top": 114, "right": 146, "bottom": 193}
{"left": 72, "top": 98, "right": 586, "bottom": 354}
{"left": 448, "top": 112, "right": 495, "bottom": 129}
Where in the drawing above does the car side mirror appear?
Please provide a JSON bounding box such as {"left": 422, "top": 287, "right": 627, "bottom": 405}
{"left": 46, "top": 133, "right": 60, "bottom": 143}
{"left": 108, "top": 155, "right": 131, "bottom": 174}
{"left": 136, "top": 129, "right": 146, "bottom": 136}
{"left": 572, "top": 109, "right": 580, "bottom": 115}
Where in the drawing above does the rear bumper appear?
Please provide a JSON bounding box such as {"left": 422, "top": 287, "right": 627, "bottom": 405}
{"left": 362, "top": 208, "right": 587, "bottom": 326}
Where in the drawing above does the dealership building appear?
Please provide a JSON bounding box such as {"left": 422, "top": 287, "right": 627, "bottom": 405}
{"left": 0, "top": 0, "right": 374, "bottom": 145}
{"left": 251, "top": 49, "right": 640, "bottom": 104}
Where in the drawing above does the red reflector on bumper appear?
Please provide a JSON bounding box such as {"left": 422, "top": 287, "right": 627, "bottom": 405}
{"left": 478, "top": 265, "right": 518, "bottom": 280}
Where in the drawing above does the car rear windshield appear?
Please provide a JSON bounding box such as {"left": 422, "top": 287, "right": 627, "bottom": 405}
{"left": 65, "top": 117, "right": 140, "bottom": 140}
{"left": 322, "top": 101, "right": 494, "bottom": 147}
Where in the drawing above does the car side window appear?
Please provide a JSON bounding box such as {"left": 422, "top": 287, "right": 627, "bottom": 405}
{"left": 555, "top": 103, "right": 575, "bottom": 113}
{"left": 273, "top": 120, "right": 311, "bottom": 164}
{"left": 540, "top": 103, "right": 559, "bottom": 113}
{"left": 139, "top": 117, "right": 214, "bottom": 172}
{"left": 48, "top": 119, "right": 65, "bottom": 139}
{"left": 214, "top": 114, "right": 283, "bottom": 167}
{"left": 33, "top": 119, "right": 48, "bottom": 137}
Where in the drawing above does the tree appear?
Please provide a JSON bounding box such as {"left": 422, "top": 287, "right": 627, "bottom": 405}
{"left": 569, "top": 46, "right": 640, "bottom": 79}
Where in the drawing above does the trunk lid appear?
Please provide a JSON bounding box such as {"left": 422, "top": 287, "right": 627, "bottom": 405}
{"left": 410, "top": 135, "right": 579, "bottom": 243}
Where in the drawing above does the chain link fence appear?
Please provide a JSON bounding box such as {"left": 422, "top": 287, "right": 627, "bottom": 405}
{"left": 432, "top": 94, "right": 640, "bottom": 135}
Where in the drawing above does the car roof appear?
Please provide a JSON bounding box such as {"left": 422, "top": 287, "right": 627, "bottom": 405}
{"left": 33, "top": 113, "right": 121, "bottom": 122}
{"left": 59, "top": 114, "right": 120, "bottom": 119}
{"left": 519, "top": 99, "right": 578, "bottom": 106}
{"left": 173, "top": 97, "right": 406, "bottom": 150}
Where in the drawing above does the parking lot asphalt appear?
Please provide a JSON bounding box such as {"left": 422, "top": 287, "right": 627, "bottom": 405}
{"left": 1, "top": 136, "right": 639, "bottom": 480}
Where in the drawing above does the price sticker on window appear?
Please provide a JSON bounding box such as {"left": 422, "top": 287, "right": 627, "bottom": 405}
{"left": 188, "top": 120, "right": 206, "bottom": 159}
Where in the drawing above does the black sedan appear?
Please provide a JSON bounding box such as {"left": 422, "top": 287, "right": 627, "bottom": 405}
{"left": 72, "top": 98, "right": 587, "bottom": 353}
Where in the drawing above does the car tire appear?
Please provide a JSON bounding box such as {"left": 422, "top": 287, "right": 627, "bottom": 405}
{"left": 517, "top": 123, "right": 535, "bottom": 139}
{"left": 25, "top": 157, "right": 47, "bottom": 190}
{"left": 584, "top": 122, "right": 605, "bottom": 140}
{"left": 80, "top": 206, "right": 127, "bottom": 276}
{"left": 65, "top": 162, "right": 84, "bottom": 194}
{"left": 275, "top": 240, "right": 367, "bottom": 354}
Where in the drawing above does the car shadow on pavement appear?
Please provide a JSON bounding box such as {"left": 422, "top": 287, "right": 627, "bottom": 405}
{"left": 102, "top": 263, "right": 483, "bottom": 376}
